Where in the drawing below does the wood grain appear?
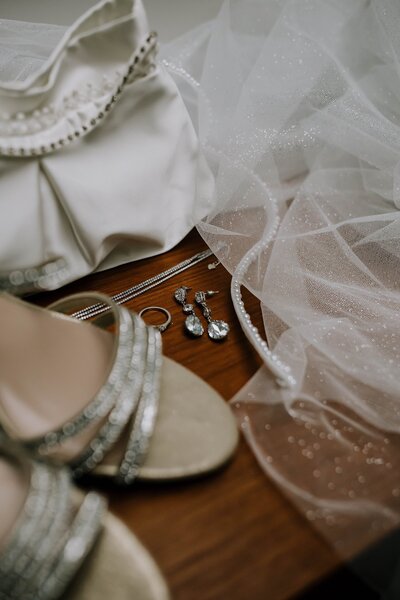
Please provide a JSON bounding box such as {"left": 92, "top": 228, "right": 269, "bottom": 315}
{"left": 32, "top": 229, "right": 374, "bottom": 599}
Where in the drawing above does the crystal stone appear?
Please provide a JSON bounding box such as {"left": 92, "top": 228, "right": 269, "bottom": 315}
{"left": 185, "top": 314, "right": 204, "bottom": 337}
{"left": 208, "top": 320, "right": 229, "bottom": 341}
{"left": 174, "top": 287, "right": 188, "bottom": 303}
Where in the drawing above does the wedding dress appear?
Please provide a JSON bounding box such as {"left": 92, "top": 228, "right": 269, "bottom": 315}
{"left": 0, "top": 0, "right": 214, "bottom": 289}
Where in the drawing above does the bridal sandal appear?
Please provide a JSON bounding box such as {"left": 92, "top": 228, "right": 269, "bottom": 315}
{"left": 0, "top": 441, "right": 169, "bottom": 600}
{"left": 0, "top": 292, "right": 238, "bottom": 484}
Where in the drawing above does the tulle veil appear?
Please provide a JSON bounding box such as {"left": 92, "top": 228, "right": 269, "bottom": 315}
{"left": 162, "top": 1, "right": 400, "bottom": 595}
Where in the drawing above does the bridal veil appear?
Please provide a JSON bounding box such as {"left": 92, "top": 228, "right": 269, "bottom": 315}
{"left": 164, "top": 0, "right": 400, "bottom": 592}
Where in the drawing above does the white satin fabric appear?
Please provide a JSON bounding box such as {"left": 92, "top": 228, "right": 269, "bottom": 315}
{"left": 0, "top": 0, "right": 214, "bottom": 286}
{"left": 163, "top": 0, "right": 400, "bottom": 587}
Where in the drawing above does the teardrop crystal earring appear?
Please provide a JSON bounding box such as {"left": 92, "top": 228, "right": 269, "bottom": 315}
{"left": 194, "top": 290, "right": 230, "bottom": 341}
{"left": 174, "top": 286, "right": 204, "bottom": 337}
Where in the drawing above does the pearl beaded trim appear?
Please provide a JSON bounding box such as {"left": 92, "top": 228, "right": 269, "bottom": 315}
{"left": 231, "top": 241, "right": 297, "bottom": 389}
{"left": 162, "top": 59, "right": 214, "bottom": 146}
{"left": 0, "top": 32, "right": 157, "bottom": 158}
{"left": 201, "top": 147, "right": 296, "bottom": 388}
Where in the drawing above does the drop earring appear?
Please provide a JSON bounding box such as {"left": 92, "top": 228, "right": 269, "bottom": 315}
{"left": 195, "top": 290, "right": 230, "bottom": 341}
{"left": 174, "top": 286, "right": 204, "bottom": 337}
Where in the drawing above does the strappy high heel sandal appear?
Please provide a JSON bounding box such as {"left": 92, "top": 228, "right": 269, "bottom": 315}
{"left": 0, "top": 440, "right": 169, "bottom": 600}
{"left": 0, "top": 292, "right": 238, "bottom": 484}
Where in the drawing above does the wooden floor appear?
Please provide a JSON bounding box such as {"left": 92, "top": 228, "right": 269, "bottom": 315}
{"left": 34, "top": 229, "right": 376, "bottom": 599}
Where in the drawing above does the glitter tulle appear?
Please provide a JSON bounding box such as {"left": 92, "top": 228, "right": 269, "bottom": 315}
{"left": 163, "top": 0, "right": 400, "bottom": 589}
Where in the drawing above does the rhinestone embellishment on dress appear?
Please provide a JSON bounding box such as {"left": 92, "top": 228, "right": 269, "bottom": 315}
{"left": 0, "top": 32, "right": 157, "bottom": 158}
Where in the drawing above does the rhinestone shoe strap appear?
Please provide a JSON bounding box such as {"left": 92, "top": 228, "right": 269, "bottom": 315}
{"left": 70, "top": 311, "right": 149, "bottom": 478}
{"left": 71, "top": 316, "right": 163, "bottom": 482}
{"left": 6, "top": 291, "right": 163, "bottom": 482}
{"left": 24, "top": 293, "right": 136, "bottom": 456}
{"left": 49, "top": 295, "right": 163, "bottom": 482}
{"left": 0, "top": 456, "right": 106, "bottom": 600}
{"left": 117, "top": 324, "right": 163, "bottom": 485}
{"left": 7, "top": 468, "right": 70, "bottom": 596}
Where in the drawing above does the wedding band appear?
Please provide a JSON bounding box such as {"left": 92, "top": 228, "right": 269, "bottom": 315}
{"left": 138, "top": 306, "right": 172, "bottom": 333}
